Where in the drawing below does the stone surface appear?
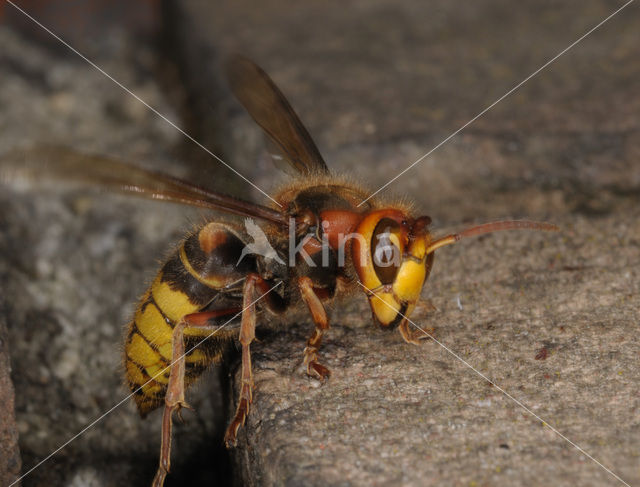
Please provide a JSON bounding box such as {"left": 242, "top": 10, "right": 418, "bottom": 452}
{"left": 169, "top": 1, "right": 640, "bottom": 486}
{"left": 0, "top": 303, "right": 21, "bottom": 486}
{"left": 0, "top": 20, "right": 231, "bottom": 487}
{"left": 171, "top": 0, "right": 640, "bottom": 224}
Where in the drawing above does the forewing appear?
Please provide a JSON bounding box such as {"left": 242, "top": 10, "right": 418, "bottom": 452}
{"left": 226, "top": 55, "right": 329, "bottom": 176}
{"left": 0, "top": 146, "right": 286, "bottom": 225}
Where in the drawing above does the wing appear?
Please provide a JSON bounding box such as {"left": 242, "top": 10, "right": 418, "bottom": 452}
{"left": 226, "top": 55, "right": 330, "bottom": 176}
{"left": 0, "top": 145, "right": 287, "bottom": 225}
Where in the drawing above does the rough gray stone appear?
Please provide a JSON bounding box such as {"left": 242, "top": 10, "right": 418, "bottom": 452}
{"left": 0, "top": 301, "right": 21, "bottom": 486}
{"left": 0, "top": 24, "right": 231, "bottom": 486}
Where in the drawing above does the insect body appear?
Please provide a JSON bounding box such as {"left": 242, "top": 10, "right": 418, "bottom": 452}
{"left": 124, "top": 222, "right": 252, "bottom": 416}
{"left": 1, "top": 56, "right": 558, "bottom": 487}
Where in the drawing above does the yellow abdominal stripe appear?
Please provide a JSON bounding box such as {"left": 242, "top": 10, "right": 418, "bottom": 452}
{"left": 125, "top": 359, "right": 146, "bottom": 384}
{"left": 125, "top": 275, "right": 209, "bottom": 384}
{"left": 142, "top": 383, "right": 164, "bottom": 396}
{"left": 144, "top": 363, "right": 170, "bottom": 385}
{"left": 135, "top": 303, "right": 173, "bottom": 359}
{"left": 151, "top": 275, "right": 200, "bottom": 323}
{"left": 150, "top": 275, "right": 210, "bottom": 347}
{"left": 128, "top": 333, "right": 160, "bottom": 367}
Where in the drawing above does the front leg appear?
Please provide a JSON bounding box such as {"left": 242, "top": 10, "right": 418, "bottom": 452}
{"left": 299, "top": 277, "right": 331, "bottom": 380}
{"left": 398, "top": 319, "right": 434, "bottom": 345}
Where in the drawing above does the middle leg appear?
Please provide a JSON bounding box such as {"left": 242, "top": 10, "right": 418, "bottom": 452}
{"left": 224, "top": 274, "right": 287, "bottom": 447}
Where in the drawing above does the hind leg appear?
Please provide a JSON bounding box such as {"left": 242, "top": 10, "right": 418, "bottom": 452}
{"left": 152, "top": 308, "right": 240, "bottom": 487}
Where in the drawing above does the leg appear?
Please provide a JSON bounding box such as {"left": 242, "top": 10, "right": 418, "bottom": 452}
{"left": 152, "top": 308, "right": 239, "bottom": 487}
{"left": 299, "top": 277, "right": 331, "bottom": 380}
{"left": 224, "top": 274, "right": 287, "bottom": 447}
{"left": 398, "top": 319, "right": 434, "bottom": 345}
{"left": 398, "top": 299, "right": 437, "bottom": 345}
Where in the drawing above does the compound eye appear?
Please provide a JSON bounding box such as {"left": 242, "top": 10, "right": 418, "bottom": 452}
{"left": 371, "top": 218, "right": 403, "bottom": 284}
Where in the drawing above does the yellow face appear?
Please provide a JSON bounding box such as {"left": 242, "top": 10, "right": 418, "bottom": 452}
{"left": 352, "top": 210, "right": 433, "bottom": 328}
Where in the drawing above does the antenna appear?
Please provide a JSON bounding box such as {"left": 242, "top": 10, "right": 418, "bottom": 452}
{"left": 425, "top": 220, "right": 559, "bottom": 254}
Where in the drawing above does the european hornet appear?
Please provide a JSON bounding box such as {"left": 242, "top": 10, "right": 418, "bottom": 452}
{"left": 1, "top": 56, "right": 557, "bottom": 486}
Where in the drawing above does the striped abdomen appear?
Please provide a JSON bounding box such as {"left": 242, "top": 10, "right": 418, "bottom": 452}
{"left": 124, "top": 222, "right": 255, "bottom": 416}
